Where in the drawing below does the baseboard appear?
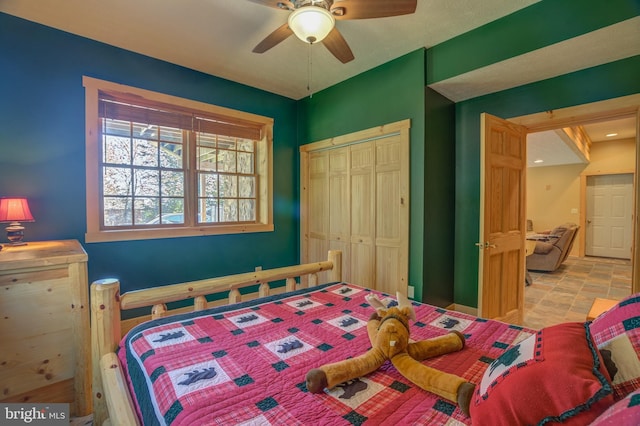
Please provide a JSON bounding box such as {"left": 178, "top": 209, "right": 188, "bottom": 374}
{"left": 446, "top": 303, "right": 478, "bottom": 316}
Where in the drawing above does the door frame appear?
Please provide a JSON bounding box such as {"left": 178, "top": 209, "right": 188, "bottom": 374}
{"left": 507, "top": 93, "right": 640, "bottom": 294}
{"left": 580, "top": 170, "right": 635, "bottom": 258}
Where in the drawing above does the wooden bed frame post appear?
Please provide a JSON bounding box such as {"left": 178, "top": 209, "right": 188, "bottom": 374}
{"left": 328, "top": 250, "right": 342, "bottom": 283}
{"left": 91, "top": 278, "right": 122, "bottom": 426}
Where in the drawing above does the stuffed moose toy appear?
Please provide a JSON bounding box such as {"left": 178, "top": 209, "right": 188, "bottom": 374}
{"left": 305, "top": 292, "right": 476, "bottom": 416}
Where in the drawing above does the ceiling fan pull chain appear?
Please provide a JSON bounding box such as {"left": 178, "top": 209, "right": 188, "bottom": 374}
{"left": 307, "top": 42, "right": 313, "bottom": 98}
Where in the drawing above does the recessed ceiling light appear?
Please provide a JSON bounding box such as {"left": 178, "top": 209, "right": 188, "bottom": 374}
{"left": 534, "top": 159, "right": 544, "bottom": 163}
{"left": 606, "top": 132, "right": 618, "bottom": 137}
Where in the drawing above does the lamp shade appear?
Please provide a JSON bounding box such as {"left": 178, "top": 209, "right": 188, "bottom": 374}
{"left": 288, "top": 6, "right": 335, "bottom": 44}
{"left": 0, "top": 197, "right": 35, "bottom": 223}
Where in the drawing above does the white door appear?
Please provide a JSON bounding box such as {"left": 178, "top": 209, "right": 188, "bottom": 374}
{"left": 586, "top": 173, "right": 633, "bottom": 259}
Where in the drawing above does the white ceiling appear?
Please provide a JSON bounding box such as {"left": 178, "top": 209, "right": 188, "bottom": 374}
{"left": 527, "top": 117, "right": 637, "bottom": 168}
{"left": 0, "top": 0, "right": 543, "bottom": 100}
{"left": 2, "top": 1, "right": 638, "bottom": 102}
{"left": 1, "top": 0, "right": 637, "bottom": 166}
{"left": 584, "top": 117, "right": 637, "bottom": 142}
{"left": 430, "top": 17, "right": 640, "bottom": 102}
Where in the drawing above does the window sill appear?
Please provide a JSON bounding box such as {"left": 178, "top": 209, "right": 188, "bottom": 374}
{"left": 85, "top": 223, "right": 274, "bottom": 243}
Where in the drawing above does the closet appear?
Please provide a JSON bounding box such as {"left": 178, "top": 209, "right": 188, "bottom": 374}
{"left": 300, "top": 120, "right": 410, "bottom": 295}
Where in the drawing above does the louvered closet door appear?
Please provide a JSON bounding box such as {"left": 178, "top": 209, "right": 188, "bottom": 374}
{"left": 374, "top": 134, "right": 408, "bottom": 295}
{"left": 307, "top": 151, "right": 329, "bottom": 278}
{"left": 329, "top": 148, "right": 351, "bottom": 281}
{"left": 300, "top": 120, "right": 409, "bottom": 294}
{"left": 350, "top": 142, "right": 375, "bottom": 287}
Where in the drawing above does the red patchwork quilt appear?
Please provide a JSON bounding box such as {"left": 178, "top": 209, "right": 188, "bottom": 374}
{"left": 118, "top": 283, "right": 534, "bottom": 425}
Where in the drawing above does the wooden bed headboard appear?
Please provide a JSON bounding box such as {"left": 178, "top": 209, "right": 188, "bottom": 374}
{"left": 90, "top": 250, "right": 342, "bottom": 426}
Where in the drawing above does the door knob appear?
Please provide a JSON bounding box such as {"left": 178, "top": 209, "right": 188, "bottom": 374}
{"left": 475, "top": 242, "right": 497, "bottom": 249}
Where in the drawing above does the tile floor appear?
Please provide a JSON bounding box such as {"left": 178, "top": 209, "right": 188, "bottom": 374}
{"left": 523, "top": 255, "right": 632, "bottom": 330}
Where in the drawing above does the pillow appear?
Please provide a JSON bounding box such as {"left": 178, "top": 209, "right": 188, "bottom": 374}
{"left": 534, "top": 241, "right": 555, "bottom": 254}
{"left": 590, "top": 387, "right": 640, "bottom": 425}
{"left": 470, "top": 322, "right": 614, "bottom": 426}
{"left": 589, "top": 294, "right": 640, "bottom": 400}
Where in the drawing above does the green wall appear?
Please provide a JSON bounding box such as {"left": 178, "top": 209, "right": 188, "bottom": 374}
{"left": 0, "top": 13, "right": 300, "bottom": 295}
{"left": 422, "top": 0, "right": 640, "bottom": 307}
{"left": 2, "top": 0, "right": 639, "bottom": 310}
{"left": 423, "top": 88, "right": 455, "bottom": 306}
{"left": 453, "top": 56, "right": 640, "bottom": 307}
{"left": 298, "top": 49, "right": 428, "bottom": 301}
{"left": 1, "top": 13, "right": 441, "bottom": 306}
{"left": 427, "top": 0, "right": 640, "bottom": 83}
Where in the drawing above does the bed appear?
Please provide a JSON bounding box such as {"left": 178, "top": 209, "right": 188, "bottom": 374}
{"left": 90, "top": 250, "right": 640, "bottom": 425}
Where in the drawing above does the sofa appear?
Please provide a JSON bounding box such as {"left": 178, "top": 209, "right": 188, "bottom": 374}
{"left": 526, "top": 222, "right": 579, "bottom": 272}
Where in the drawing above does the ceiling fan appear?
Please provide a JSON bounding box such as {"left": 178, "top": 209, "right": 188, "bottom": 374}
{"left": 249, "top": 0, "right": 417, "bottom": 63}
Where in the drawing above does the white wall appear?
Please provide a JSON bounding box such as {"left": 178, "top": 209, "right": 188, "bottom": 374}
{"left": 527, "top": 137, "right": 635, "bottom": 256}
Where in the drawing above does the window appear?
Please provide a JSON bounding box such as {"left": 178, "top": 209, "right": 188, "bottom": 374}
{"left": 83, "top": 77, "right": 273, "bottom": 242}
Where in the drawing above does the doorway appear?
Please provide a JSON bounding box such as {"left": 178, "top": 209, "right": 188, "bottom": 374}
{"left": 477, "top": 98, "right": 639, "bottom": 324}
{"left": 526, "top": 118, "right": 637, "bottom": 261}
{"left": 510, "top": 94, "right": 640, "bottom": 328}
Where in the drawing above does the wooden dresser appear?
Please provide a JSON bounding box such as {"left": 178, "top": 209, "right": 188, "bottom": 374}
{"left": 0, "top": 240, "right": 91, "bottom": 416}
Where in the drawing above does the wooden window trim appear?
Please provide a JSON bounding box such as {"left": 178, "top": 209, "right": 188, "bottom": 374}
{"left": 83, "top": 76, "right": 274, "bottom": 243}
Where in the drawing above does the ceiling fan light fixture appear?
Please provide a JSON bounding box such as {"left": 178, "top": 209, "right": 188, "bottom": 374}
{"left": 288, "top": 6, "right": 335, "bottom": 44}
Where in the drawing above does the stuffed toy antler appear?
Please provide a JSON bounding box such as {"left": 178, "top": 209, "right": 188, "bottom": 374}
{"left": 306, "top": 292, "right": 475, "bottom": 416}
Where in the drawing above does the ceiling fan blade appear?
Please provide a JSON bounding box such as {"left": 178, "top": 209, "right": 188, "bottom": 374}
{"left": 331, "top": 0, "right": 417, "bottom": 20}
{"left": 246, "top": 0, "right": 294, "bottom": 11}
{"left": 252, "top": 22, "right": 294, "bottom": 53}
{"left": 322, "top": 27, "right": 354, "bottom": 64}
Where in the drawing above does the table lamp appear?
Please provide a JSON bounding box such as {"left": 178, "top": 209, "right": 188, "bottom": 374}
{"left": 0, "top": 197, "right": 35, "bottom": 245}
